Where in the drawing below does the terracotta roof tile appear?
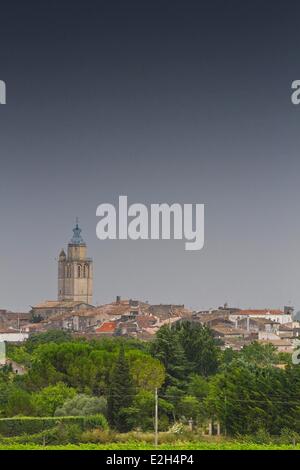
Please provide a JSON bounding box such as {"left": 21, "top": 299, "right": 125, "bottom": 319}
{"left": 0, "top": 328, "right": 20, "bottom": 334}
{"left": 135, "top": 315, "right": 157, "bottom": 328}
{"left": 236, "top": 309, "right": 284, "bottom": 316}
{"left": 32, "top": 301, "right": 93, "bottom": 309}
{"left": 95, "top": 321, "right": 117, "bottom": 333}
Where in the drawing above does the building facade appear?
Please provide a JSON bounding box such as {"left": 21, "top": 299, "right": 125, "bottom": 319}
{"left": 58, "top": 221, "right": 93, "bottom": 304}
{"left": 30, "top": 300, "right": 94, "bottom": 319}
{"left": 228, "top": 309, "right": 292, "bottom": 325}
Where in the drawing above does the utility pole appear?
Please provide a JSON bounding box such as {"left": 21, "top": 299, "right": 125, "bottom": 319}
{"left": 154, "top": 387, "right": 158, "bottom": 447}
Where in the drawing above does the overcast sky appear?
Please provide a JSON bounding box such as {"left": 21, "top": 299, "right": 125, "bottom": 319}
{"left": 1, "top": 1, "right": 300, "bottom": 311}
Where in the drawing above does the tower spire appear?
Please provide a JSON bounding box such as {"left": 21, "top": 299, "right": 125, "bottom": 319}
{"left": 70, "top": 218, "right": 85, "bottom": 245}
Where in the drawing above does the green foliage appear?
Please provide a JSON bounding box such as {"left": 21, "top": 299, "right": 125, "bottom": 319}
{"left": 1, "top": 438, "right": 300, "bottom": 450}
{"left": 240, "top": 342, "right": 279, "bottom": 367}
{"left": 174, "top": 321, "right": 219, "bottom": 377}
{"left": 177, "top": 396, "right": 201, "bottom": 422}
{"left": 128, "top": 352, "right": 165, "bottom": 391}
{"left": 150, "top": 322, "right": 219, "bottom": 391}
{"left": 0, "top": 372, "right": 16, "bottom": 416}
{"left": 221, "top": 348, "right": 239, "bottom": 365}
{"left": 7, "top": 345, "right": 32, "bottom": 367}
{"left": 51, "top": 423, "right": 83, "bottom": 444}
{"left": 5, "top": 388, "right": 35, "bottom": 417}
{"left": 187, "top": 374, "right": 209, "bottom": 400}
{"left": 4, "top": 326, "right": 300, "bottom": 439}
{"left": 25, "top": 330, "right": 72, "bottom": 352}
{"left": 205, "top": 360, "right": 300, "bottom": 436}
{"left": 249, "top": 428, "right": 272, "bottom": 445}
{"left": 279, "top": 427, "right": 300, "bottom": 445}
{"left": 32, "top": 383, "right": 77, "bottom": 416}
{"left": 0, "top": 423, "right": 83, "bottom": 445}
{"left": 122, "top": 390, "right": 173, "bottom": 432}
{"left": 55, "top": 394, "right": 107, "bottom": 417}
{"left": 107, "top": 345, "right": 135, "bottom": 431}
{"left": 0, "top": 414, "right": 108, "bottom": 437}
{"left": 149, "top": 325, "right": 188, "bottom": 387}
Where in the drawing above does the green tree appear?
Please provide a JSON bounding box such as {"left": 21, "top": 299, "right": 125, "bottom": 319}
{"left": 150, "top": 325, "right": 187, "bottom": 387}
{"left": 107, "top": 345, "right": 135, "bottom": 431}
{"left": 123, "top": 390, "right": 173, "bottom": 431}
{"left": 32, "top": 382, "right": 76, "bottom": 416}
{"left": 204, "top": 361, "right": 297, "bottom": 436}
{"left": 25, "top": 330, "right": 72, "bottom": 352}
{"left": 188, "top": 374, "right": 209, "bottom": 400}
{"left": 5, "top": 387, "right": 34, "bottom": 416}
{"left": 178, "top": 395, "right": 201, "bottom": 422}
{"left": 241, "top": 342, "right": 279, "bottom": 367}
{"left": 175, "top": 321, "right": 219, "bottom": 376}
{"left": 55, "top": 394, "right": 107, "bottom": 417}
{"left": 0, "top": 370, "right": 13, "bottom": 416}
{"left": 164, "top": 385, "right": 185, "bottom": 421}
{"left": 128, "top": 352, "right": 165, "bottom": 391}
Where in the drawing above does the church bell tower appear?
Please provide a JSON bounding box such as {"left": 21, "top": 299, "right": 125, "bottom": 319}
{"left": 58, "top": 220, "right": 93, "bottom": 304}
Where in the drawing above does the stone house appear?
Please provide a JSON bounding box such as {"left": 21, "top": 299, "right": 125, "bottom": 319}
{"left": 30, "top": 300, "right": 94, "bottom": 319}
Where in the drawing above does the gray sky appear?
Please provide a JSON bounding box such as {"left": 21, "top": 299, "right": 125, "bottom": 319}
{"left": 1, "top": 1, "right": 300, "bottom": 311}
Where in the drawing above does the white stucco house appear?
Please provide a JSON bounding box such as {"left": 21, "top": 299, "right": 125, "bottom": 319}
{"left": 229, "top": 309, "right": 292, "bottom": 325}
{"left": 0, "top": 328, "right": 29, "bottom": 343}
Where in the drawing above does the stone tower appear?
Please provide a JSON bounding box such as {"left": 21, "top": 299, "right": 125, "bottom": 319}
{"left": 58, "top": 221, "right": 93, "bottom": 304}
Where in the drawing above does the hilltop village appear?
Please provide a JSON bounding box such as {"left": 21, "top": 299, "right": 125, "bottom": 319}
{"left": 0, "top": 223, "right": 299, "bottom": 354}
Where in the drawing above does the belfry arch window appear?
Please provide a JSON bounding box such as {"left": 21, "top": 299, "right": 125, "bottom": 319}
{"left": 77, "top": 264, "right": 82, "bottom": 278}
{"left": 83, "top": 264, "right": 89, "bottom": 278}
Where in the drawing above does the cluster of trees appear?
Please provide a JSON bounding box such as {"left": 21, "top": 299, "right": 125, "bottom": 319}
{"left": 1, "top": 322, "right": 300, "bottom": 436}
{"left": 1, "top": 332, "right": 165, "bottom": 430}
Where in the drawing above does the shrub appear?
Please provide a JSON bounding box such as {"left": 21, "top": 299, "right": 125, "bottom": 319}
{"left": 241, "top": 428, "right": 272, "bottom": 445}
{"left": 279, "top": 428, "right": 300, "bottom": 445}
{"left": 116, "top": 431, "right": 155, "bottom": 444}
{"left": 168, "top": 422, "right": 185, "bottom": 435}
{"left": 80, "top": 430, "right": 192, "bottom": 445}
{"left": 51, "top": 423, "right": 82, "bottom": 444}
{"left": 0, "top": 424, "right": 83, "bottom": 445}
{"left": 81, "top": 429, "right": 116, "bottom": 444}
{"left": 0, "top": 415, "right": 108, "bottom": 437}
{"left": 55, "top": 394, "right": 107, "bottom": 417}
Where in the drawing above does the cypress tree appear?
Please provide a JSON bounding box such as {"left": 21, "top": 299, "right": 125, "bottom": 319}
{"left": 107, "top": 344, "right": 135, "bottom": 431}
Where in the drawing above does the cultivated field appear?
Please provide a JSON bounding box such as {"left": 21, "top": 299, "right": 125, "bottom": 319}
{"left": 0, "top": 441, "right": 299, "bottom": 450}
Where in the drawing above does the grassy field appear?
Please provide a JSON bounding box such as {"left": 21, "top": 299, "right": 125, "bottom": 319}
{"left": 0, "top": 441, "right": 300, "bottom": 450}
